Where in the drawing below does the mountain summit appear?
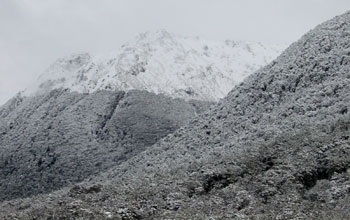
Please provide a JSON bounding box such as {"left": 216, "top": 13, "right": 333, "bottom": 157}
{"left": 24, "top": 30, "right": 284, "bottom": 101}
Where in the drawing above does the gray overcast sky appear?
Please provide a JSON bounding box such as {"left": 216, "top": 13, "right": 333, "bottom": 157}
{"left": 0, "top": 0, "right": 349, "bottom": 105}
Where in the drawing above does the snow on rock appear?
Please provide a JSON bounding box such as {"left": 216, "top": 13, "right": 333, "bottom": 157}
{"left": 24, "top": 30, "right": 285, "bottom": 101}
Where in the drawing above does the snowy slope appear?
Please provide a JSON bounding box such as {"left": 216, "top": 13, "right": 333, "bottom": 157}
{"left": 24, "top": 30, "right": 285, "bottom": 101}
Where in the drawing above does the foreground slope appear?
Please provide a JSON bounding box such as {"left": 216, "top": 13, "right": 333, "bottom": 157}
{"left": 2, "top": 11, "right": 350, "bottom": 219}
{"left": 24, "top": 30, "right": 283, "bottom": 101}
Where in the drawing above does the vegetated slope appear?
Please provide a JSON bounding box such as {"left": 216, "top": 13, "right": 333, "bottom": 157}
{"left": 0, "top": 89, "right": 212, "bottom": 202}
{"left": 2, "top": 11, "right": 350, "bottom": 220}
{"left": 24, "top": 30, "right": 284, "bottom": 102}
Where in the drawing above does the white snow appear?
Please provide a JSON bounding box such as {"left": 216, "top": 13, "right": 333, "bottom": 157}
{"left": 24, "top": 30, "right": 286, "bottom": 101}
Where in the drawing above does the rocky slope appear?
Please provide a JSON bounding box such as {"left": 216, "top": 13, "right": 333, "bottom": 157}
{"left": 1, "top": 11, "right": 350, "bottom": 220}
{"left": 23, "top": 30, "right": 283, "bottom": 102}
{"left": 0, "top": 89, "right": 212, "bottom": 202}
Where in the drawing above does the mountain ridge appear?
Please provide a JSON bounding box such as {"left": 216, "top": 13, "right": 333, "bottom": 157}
{"left": 23, "top": 30, "right": 284, "bottom": 102}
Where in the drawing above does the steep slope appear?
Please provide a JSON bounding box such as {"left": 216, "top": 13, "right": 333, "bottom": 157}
{"left": 2, "top": 12, "right": 350, "bottom": 219}
{"left": 0, "top": 89, "right": 211, "bottom": 202}
{"left": 24, "top": 30, "right": 283, "bottom": 101}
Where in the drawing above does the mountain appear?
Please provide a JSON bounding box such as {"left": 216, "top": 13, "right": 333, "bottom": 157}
{"left": 0, "top": 30, "right": 284, "bottom": 202}
{"left": 1, "top": 12, "right": 349, "bottom": 219}
{"left": 23, "top": 30, "right": 284, "bottom": 102}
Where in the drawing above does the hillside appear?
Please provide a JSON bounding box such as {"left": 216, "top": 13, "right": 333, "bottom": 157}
{"left": 0, "top": 89, "right": 212, "bottom": 202}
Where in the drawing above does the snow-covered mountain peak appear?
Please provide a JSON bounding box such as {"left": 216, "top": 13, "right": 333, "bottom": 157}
{"left": 24, "top": 30, "right": 286, "bottom": 101}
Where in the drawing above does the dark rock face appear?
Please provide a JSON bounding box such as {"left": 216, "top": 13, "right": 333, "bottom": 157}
{"left": 0, "top": 89, "right": 212, "bottom": 202}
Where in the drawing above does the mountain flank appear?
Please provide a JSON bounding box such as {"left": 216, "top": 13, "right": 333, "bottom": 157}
{"left": 0, "top": 89, "right": 212, "bottom": 202}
